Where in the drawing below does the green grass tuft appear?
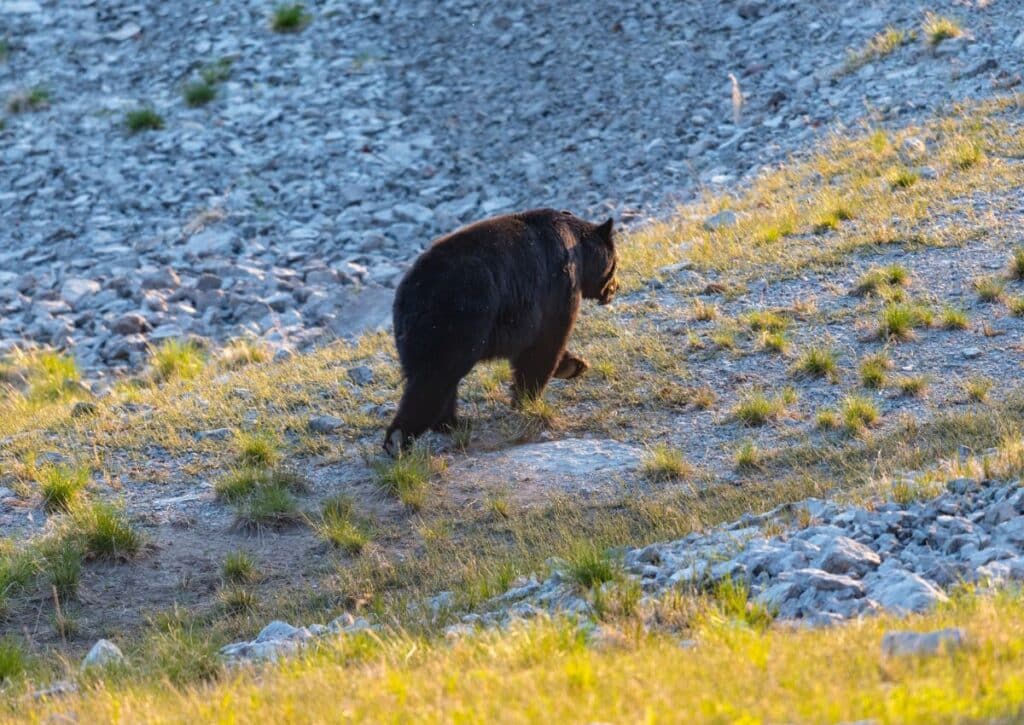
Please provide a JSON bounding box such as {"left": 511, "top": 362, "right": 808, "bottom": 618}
{"left": 183, "top": 81, "right": 217, "bottom": 107}
{"left": 923, "top": 12, "right": 963, "bottom": 46}
{"left": 235, "top": 431, "right": 280, "bottom": 468}
{"left": 975, "top": 276, "right": 1006, "bottom": 303}
{"left": 888, "top": 167, "right": 919, "bottom": 189}
{"left": 6, "top": 86, "right": 50, "bottom": 113}
{"left": 222, "top": 551, "right": 259, "bottom": 585}
{"left": 233, "top": 483, "right": 301, "bottom": 532}
{"left": 793, "top": 345, "right": 838, "bottom": 381}
{"left": 272, "top": 3, "right": 312, "bottom": 32}
{"left": 0, "top": 638, "right": 28, "bottom": 682}
{"left": 150, "top": 339, "right": 206, "bottom": 382}
{"left": 877, "top": 302, "right": 932, "bottom": 341}
{"left": 565, "top": 543, "right": 617, "bottom": 590}
{"left": 641, "top": 445, "right": 693, "bottom": 482}
{"left": 316, "top": 494, "right": 371, "bottom": 554}
{"left": 372, "top": 448, "right": 441, "bottom": 510}
{"left": 734, "top": 440, "right": 762, "bottom": 471}
{"left": 963, "top": 376, "right": 994, "bottom": 403}
{"left": 1009, "top": 248, "right": 1024, "bottom": 281}
{"left": 940, "top": 306, "right": 970, "bottom": 330}
{"left": 126, "top": 107, "right": 165, "bottom": 133}
{"left": 733, "top": 389, "right": 791, "bottom": 426}
{"left": 37, "top": 463, "right": 89, "bottom": 512}
{"left": 894, "top": 374, "right": 929, "bottom": 398}
{"left": 26, "top": 351, "right": 81, "bottom": 402}
{"left": 841, "top": 394, "right": 881, "bottom": 433}
{"left": 859, "top": 352, "right": 890, "bottom": 389}
{"left": 73, "top": 501, "right": 142, "bottom": 560}
{"left": 843, "top": 26, "right": 913, "bottom": 73}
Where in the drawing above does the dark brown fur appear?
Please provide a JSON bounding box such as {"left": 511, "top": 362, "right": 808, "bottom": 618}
{"left": 383, "top": 208, "right": 618, "bottom": 455}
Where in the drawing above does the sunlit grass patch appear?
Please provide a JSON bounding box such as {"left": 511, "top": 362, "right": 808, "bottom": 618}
{"left": 235, "top": 430, "right": 280, "bottom": 468}
{"left": 743, "top": 310, "right": 789, "bottom": 333}
{"left": 565, "top": 543, "right": 618, "bottom": 590}
{"left": 23, "top": 350, "right": 81, "bottom": 403}
{"left": 793, "top": 345, "right": 838, "bottom": 381}
{"left": 233, "top": 482, "right": 301, "bottom": 532}
{"left": 215, "top": 467, "right": 304, "bottom": 504}
{"left": 734, "top": 439, "right": 762, "bottom": 471}
{"left": 816, "top": 408, "right": 840, "bottom": 430}
{"left": 813, "top": 195, "right": 855, "bottom": 233}
{"left": 758, "top": 330, "right": 789, "bottom": 355}
{"left": 840, "top": 394, "right": 881, "bottom": 433}
{"left": 894, "top": 374, "right": 929, "bottom": 398}
{"left": 923, "top": 12, "right": 963, "bottom": 46}
{"left": 974, "top": 276, "right": 1006, "bottom": 303}
{"left": 940, "top": 305, "right": 970, "bottom": 330}
{"left": 732, "top": 388, "right": 794, "bottom": 426}
{"left": 843, "top": 26, "right": 914, "bottom": 73}
{"left": 887, "top": 167, "right": 919, "bottom": 189}
{"left": 851, "top": 264, "right": 910, "bottom": 297}
{"left": 315, "top": 494, "right": 371, "bottom": 554}
{"left": 372, "top": 447, "right": 443, "bottom": 510}
{"left": 963, "top": 376, "right": 994, "bottom": 403}
{"left": 949, "top": 137, "right": 984, "bottom": 170}
{"left": 72, "top": 501, "right": 142, "bottom": 561}
{"left": 689, "top": 298, "right": 718, "bottom": 321}
{"left": 641, "top": 444, "right": 693, "bottom": 482}
{"left": 150, "top": 339, "right": 206, "bottom": 382}
{"left": 36, "top": 463, "right": 89, "bottom": 512}
{"left": 876, "top": 302, "right": 932, "bottom": 341}
{"left": 219, "top": 338, "right": 270, "bottom": 369}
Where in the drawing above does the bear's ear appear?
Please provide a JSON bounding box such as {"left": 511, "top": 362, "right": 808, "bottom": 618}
{"left": 595, "top": 218, "right": 614, "bottom": 244}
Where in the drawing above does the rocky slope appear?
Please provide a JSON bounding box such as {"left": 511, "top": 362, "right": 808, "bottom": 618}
{"left": 2, "top": 0, "right": 1022, "bottom": 376}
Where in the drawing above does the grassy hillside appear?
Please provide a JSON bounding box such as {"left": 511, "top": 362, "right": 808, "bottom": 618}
{"left": 3, "top": 94, "right": 1024, "bottom": 721}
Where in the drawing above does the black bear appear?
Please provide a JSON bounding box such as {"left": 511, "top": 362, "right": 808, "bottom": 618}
{"left": 383, "top": 208, "right": 618, "bottom": 455}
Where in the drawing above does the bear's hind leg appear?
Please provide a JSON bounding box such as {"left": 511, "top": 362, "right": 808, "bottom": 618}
{"left": 385, "top": 376, "right": 459, "bottom": 455}
{"left": 430, "top": 389, "right": 459, "bottom": 432}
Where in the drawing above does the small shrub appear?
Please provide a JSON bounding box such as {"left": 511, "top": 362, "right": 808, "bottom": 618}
{"left": 272, "top": 3, "right": 312, "bottom": 32}
{"left": 150, "top": 339, "right": 205, "bottom": 382}
{"left": 974, "top": 276, "right": 1005, "bottom": 303}
{"left": 859, "top": 352, "right": 890, "bottom": 389}
{"left": 641, "top": 444, "right": 692, "bottom": 482}
{"left": 222, "top": 551, "right": 259, "bottom": 584}
{"left": 894, "top": 374, "right": 929, "bottom": 398}
{"left": 37, "top": 464, "right": 89, "bottom": 512}
{"left": 372, "top": 447, "right": 441, "bottom": 510}
{"left": 566, "top": 544, "right": 617, "bottom": 590}
{"left": 1008, "top": 248, "right": 1024, "bottom": 281}
{"left": 940, "top": 306, "right": 969, "bottom": 330}
{"left": 236, "top": 431, "right": 280, "bottom": 468}
{"left": 841, "top": 394, "right": 880, "bottom": 433}
{"left": 183, "top": 81, "right": 216, "bottom": 107}
{"left": 735, "top": 440, "right": 762, "bottom": 471}
{"left": 215, "top": 468, "right": 263, "bottom": 503}
{"left": 923, "top": 12, "right": 962, "bottom": 46}
{"left": 126, "top": 107, "right": 164, "bottom": 133}
{"left": 963, "top": 376, "right": 993, "bottom": 403}
{"left": 6, "top": 86, "right": 49, "bottom": 113}
{"left": 74, "top": 501, "right": 141, "bottom": 560}
{"left": 793, "top": 345, "right": 838, "bottom": 380}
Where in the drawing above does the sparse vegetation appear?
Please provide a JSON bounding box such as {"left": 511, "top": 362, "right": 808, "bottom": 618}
{"left": 689, "top": 299, "right": 718, "bottom": 321}
{"left": 852, "top": 264, "right": 910, "bottom": 297}
{"left": 734, "top": 440, "right": 762, "bottom": 471}
{"left": 125, "top": 107, "right": 165, "bottom": 133}
{"left": 372, "top": 447, "right": 442, "bottom": 510}
{"left": 6, "top": 86, "right": 49, "bottom": 113}
{"left": 36, "top": 463, "right": 89, "bottom": 512}
{"left": 150, "top": 339, "right": 206, "bottom": 382}
{"left": 974, "top": 276, "right": 1006, "bottom": 303}
{"left": 183, "top": 81, "right": 216, "bottom": 107}
{"left": 566, "top": 544, "right": 617, "bottom": 590}
{"left": 923, "top": 12, "right": 963, "bottom": 47}
{"left": 843, "top": 26, "right": 913, "bottom": 73}
{"left": 940, "top": 306, "right": 970, "bottom": 330}
{"left": 950, "top": 137, "right": 984, "bottom": 170}
{"left": 233, "top": 482, "right": 301, "bottom": 531}
{"left": 315, "top": 495, "right": 371, "bottom": 554}
{"left": 641, "top": 444, "right": 692, "bottom": 482}
{"left": 859, "top": 351, "right": 891, "bottom": 389}
{"left": 733, "top": 388, "right": 793, "bottom": 426}
{"left": 24, "top": 350, "right": 81, "bottom": 403}
{"left": 877, "top": 302, "right": 932, "bottom": 341}
{"left": 964, "top": 376, "right": 994, "bottom": 403}
{"left": 235, "top": 431, "right": 280, "bottom": 468}
{"left": 272, "top": 3, "right": 312, "bottom": 32}
{"left": 887, "top": 167, "right": 919, "bottom": 189}
{"left": 73, "top": 501, "right": 142, "bottom": 560}
{"left": 793, "top": 345, "right": 838, "bottom": 380}
{"left": 219, "top": 338, "right": 270, "bottom": 369}
{"left": 840, "top": 394, "right": 881, "bottom": 432}
{"left": 0, "top": 638, "right": 28, "bottom": 682}
{"left": 894, "top": 374, "right": 929, "bottom": 398}
{"left": 816, "top": 408, "right": 839, "bottom": 430}
{"left": 222, "top": 551, "right": 259, "bottom": 584}
{"left": 1009, "top": 248, "right": 1024, "bottom": 281}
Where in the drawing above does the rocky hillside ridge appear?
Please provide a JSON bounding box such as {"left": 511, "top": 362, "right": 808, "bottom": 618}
{"left": 1, "top": 1, "right": 1022, "bottom": 377}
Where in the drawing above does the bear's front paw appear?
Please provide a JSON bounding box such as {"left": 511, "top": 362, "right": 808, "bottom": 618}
{"left": 554, "top": 352, "right": 589, "bottom": 380}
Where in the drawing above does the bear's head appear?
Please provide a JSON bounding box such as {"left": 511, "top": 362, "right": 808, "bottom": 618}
{"left": 581, "top": 218, "right": 618, "bottom": 305}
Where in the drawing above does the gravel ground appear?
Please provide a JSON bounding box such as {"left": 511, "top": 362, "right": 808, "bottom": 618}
{"left": 2, "top": 0, "right": 1022, "bottom": 374}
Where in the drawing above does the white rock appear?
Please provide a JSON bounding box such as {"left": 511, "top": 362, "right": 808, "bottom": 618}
{"left": 81, "top": 639, "right": 125, "bottom": 670}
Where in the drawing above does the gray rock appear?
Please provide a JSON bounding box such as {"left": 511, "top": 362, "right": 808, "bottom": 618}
{"left": 111, "top": 313, "right": 151, "bottom": 335}
{"left": 61, "top": 278, "right": 100, "bottom": 307}
{"left": 196, "top": 427, "right": 232, "bottom": 441}
{"left": 881, "top": 628, "right": 965, "bottom": 657}
{"left": 816, "top": 536, "right": 881, "bottom": 577}
{"left": 347, "top": 365, "right": 374, "bottom": 386}
{"left": 866, "top": 569, "right": 948, "bottom": 614}
{"left": 702, "top": 210, "right": 738, "bottom": 231}
{"left": 71, "top": 401, "right": 98, "bottom": 417}
{"left": 308, "top": 415, "right": 344, "bottom": 434}
{"left": 962, "top": 347, "right": 982, "bottom": 360}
